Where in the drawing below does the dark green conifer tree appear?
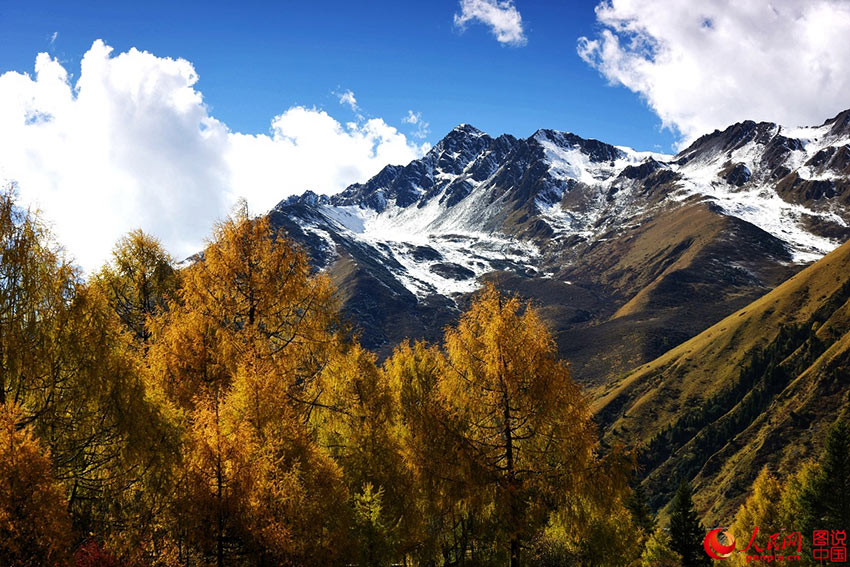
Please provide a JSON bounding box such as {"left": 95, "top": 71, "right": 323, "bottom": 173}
{"left": 669, "top": 482, "right": 710, "bottom": 567}
{"left": 627, "top": 483, "right": 656, "bottom": 538}
{"left": 801, "top": 417, "right": 850, "bottom": 533}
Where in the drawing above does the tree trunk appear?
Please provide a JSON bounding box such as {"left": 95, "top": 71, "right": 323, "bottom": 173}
{"left": 0, "top": 336, "right": 5, "bottom": 405}
{"left": 499, "top": 319, "right": 521, "bottom": 567}
{"left": 504, "top": 388, "right": 520, "bottom": 567}
{"left": 216, "top": 402, "right": 225, "bottom": 567}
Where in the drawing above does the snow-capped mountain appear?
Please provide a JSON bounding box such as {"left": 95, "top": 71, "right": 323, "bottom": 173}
{"left": 268, "top": 110, "right": 850, "bottom": 383}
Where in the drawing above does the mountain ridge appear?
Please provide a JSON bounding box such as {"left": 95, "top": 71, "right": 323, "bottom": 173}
{"left": 267, "top": 109, "right": 850, "bottom": 384}
{"left": 594, "top": 235, "right": 850, "bottom": 523}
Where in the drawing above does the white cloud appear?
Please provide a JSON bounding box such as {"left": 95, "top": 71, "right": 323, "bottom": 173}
{"left": 49, "top": 32, "right": 58, "bottom": 45}
{"left": 0, "top": 41, "right": 427, "bottom": 271}
{"left": 402, "top": 110, "right": 421, "bottom": 125}
{"left": 454, "top": 0, "right": 527, "bottom": 46}
{"left": 336, "top": 88, "right": 358, "bottom": 111}
{"left": 578, "top": 0, "right": 850, "bottom": 146}
{"left": 402, "top": 110, "right": 430, "bottom": 139}
{"left": 228, "top": 108, "right": 428, "bottom": 209}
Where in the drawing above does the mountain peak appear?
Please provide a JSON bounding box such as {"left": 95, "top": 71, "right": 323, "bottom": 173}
{"left": 266, "top": 107, "right": 850, "bottom": 379}
{"left": 532, "top": 128, "right": 625, "bottom": 163}
{"left": 532, "top": 127, "right": 570, "bottom": 139}
{"left": 424, "top": 124, "right": 497, "bottom": 174}
{"left": 676, "top": 119, "right": 779, "bottom": 162}
{"left": 823, "top": 108, "right": 850, "bottom": 138}
{"left": 432, "top": 124, "right": 489, "bottom": 150}
{"left": 450, "top": 123, "right": 484, "bottom": 135}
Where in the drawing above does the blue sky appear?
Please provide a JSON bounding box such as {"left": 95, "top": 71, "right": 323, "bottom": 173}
{"left": 0, "top": 0, "right": 676, "bottom": 150}
{"left": 1, "top": 0, "right": 849, "bottom": 270}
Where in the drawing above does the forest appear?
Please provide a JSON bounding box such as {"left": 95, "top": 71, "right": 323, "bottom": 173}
{"left": 0, "top": 188, "right": 847, "bottom": 567}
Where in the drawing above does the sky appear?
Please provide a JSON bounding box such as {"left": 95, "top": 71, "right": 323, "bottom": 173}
{"left": 1, "top": 0, "right": 850, "bottom": 270}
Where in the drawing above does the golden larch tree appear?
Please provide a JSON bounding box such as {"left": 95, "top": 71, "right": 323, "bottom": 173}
{"left": 0, "top": 404, "right": 72, "bottom": 567}
{"left": 316, "top": 344, "right": 414, "bottom": 566}
{"left": 94, "top": 229, "right": 177, "bottom": 343}
{"left": 147, "top": 210, "right": 349, "bottom": 566}
{"left": 440, "top": 283, "right": 598, "bottom": 567}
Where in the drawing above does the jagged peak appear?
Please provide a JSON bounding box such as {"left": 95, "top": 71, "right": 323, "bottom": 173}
{"left": 677, "top": 119, "right": 779, "bottom": 160}
{"left": 531, "top": 128, "right": 607, "bottom": 148}
{"left": 425, "top": 124, "right": 495, "bottom": 165}
{"left": 450, "top": 123, "right": 485, "bottom": 136}
{"left": 818, "top": 108, "right": 850, "bottom": 128}
{"left": 531, "top": 128, "right": 572, "bottom": 143}
{"left": 531, "top": 128, "right": 625, "bottom": 163}
{"left": 434, "top": 124, "right": 489, "bottom": 147}
{"left": 328, "top": 162, "right": 405, "bottom": 209}
{"left": 428, "top": 124, "right": 490, "bottom": 152}
{"left": 822, "top": 108, "right": 850, "bottom": 138}
{"left": 276, "top": 189, "right": 329, "bottom": 210}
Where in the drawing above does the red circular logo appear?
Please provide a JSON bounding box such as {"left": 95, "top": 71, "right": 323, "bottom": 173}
{"left": 704, "top": 528, "right": 736, "bottom": 560}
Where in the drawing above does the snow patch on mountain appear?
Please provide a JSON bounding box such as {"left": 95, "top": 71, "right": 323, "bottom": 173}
{"left": 666, "top": 124, "right": 850, "bottom": 261}
{"left": 274, "top": 118, "right": 850, "bottom": 302}
{"left": 297, "top": 181, "right": 540, "bottom": 298}
{"left": 536, "top": 131, "right": 672, "bottom": 188}
{"left": 672, "top": 180, "right": 841, "bottom": 262}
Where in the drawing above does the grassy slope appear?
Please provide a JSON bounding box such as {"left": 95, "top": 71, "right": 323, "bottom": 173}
{"left": 592, "top": 238, "right": 850, "bottom": 523}
{"left": 550, "top": 200, "right": 797, "bottom": 386}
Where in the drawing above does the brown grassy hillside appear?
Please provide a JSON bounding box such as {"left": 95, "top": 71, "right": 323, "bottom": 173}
{"left": 593, "top": 238, "right": 850, "bottom": 523}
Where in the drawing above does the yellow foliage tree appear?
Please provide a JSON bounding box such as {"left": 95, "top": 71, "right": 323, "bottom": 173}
{"left": 640, "top": 528, "right": 682, "bottom": 567}
{"left": 94, "top": 229, "right": 177, "bottom": 343}
{"left": 385, "top": 340, "right": 462, "bottom": 564}
{"left": 437, "top": 283, "right": 598, "bottom": 567}
{"left": 0, "top": 188, "right": 176, "bottom": 558}
{"left": 0, "top": 405, "right": 72, "bottom": 567}
{"left": 537, "top": 470, "right": 643, "bottom": 567}
{"left": 316, "top": 344, "right": 414, "bottom": 566}
{"left": 226, "top": 362, "right": 350, "bottom": 566}
{"left": 729, "top": 467, "right": 784, "bottom": 567}
{"left": 148, "top": 211, "right": 339, "bottom": 412}
{"left": 0, "top": 186, "right": 76, "bottom": 418}
{"left": 180, "top": 394, "right": 253, "bottom": 567}
{"left": 148, "top": 211, "right": 349, "bottom": 566}
{"left": 239, "top": 406, "right": 349, "bottom": 566}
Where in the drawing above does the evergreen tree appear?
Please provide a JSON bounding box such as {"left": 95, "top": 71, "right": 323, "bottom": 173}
{"left": 800, "top": 416, "right": 850, "bottom": 533}
{"left": 627, "top": 483, "right": 657, "bottom": 541}
{"left": 668, "top": 482, "right": 709, "bottom": 567}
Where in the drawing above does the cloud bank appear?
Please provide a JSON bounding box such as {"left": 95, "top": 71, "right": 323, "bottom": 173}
{"left": 578, "top": 0, "right": 850, "bottom": 145}
{"left": 0, "top": 41, "right": 428, "bottom": 270}
{"left": 454, "top": 0, "right": 527, "bottom": 46}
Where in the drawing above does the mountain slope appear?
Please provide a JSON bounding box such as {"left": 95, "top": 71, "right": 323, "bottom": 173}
{"left": 594, "top": 237, "right": 850, "bottom": 523}
{"left": 267, "top": 110, "right": 850, "bottom": 383}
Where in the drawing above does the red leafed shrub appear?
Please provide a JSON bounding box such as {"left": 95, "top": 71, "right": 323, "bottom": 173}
{"left": 73, "top": 540, "right": 125, "bottom": 567}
